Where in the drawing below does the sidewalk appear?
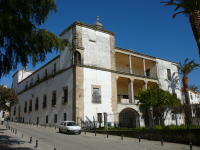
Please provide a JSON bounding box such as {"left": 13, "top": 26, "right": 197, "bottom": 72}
{"left": 0, "top": 124, "right": 36, "bottom": 150}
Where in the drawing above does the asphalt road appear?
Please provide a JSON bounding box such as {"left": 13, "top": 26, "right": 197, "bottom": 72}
{"left": 6, "top": 122, "right": 200, "bottom": 150}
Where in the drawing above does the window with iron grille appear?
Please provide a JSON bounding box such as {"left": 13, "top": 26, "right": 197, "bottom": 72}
{"left": 46, "top": 115, "right": 48, "bottom": 124}
{"left": 97, "top": 113, "right": 102, "bottom": 123}
{"left": 92, "top": 88, "right": 101, "bottom": 103}
{"left": 24, "top": 102, "right": 27, "bottom": 112}
{"left": 43, "top": 95, "right": 47, "bottom": 108}
{"left": 63, "top": 88, "right": 68, "bottom": 103}
{"left": 35, "top": 98, "right": 39, "bottom": 110}
{"left": 64, "top": 113, "right": 67, "bottom": 121}
{"left": 167, "top": 69, "right": 171, "bottom": 81}
{"left": 54, "top": 114, "right": 57, "bottom": 123}
{"left": 52, "top": 91, "right": 56, "bottom": 106}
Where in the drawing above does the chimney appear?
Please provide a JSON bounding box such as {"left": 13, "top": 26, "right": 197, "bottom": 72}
{"left": 23, "top": 66, "right": 26, "bottom": 72}
{"left": 3, "top": 84, "right": 7, "bottom": 88}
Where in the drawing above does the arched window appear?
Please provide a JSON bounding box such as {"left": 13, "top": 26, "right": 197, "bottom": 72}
{"left": 74, "top": 51, "right": 81, "bottom": 64}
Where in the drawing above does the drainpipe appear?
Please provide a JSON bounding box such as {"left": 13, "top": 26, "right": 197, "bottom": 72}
{"left": 143, "top": 59, "right": 146, "bottom": 76}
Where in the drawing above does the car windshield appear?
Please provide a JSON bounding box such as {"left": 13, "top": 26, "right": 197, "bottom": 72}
{"left": 67, "top": 122, "right": 76, "bottom": 126}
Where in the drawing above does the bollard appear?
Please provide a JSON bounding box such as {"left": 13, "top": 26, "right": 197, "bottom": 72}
{"left": 139, "top": 136, "right": 141, "bottom": 143}
{"left": 45, "top": 125, "right": 46, "bottom": 128}
{"left": 161, "top": 139, "right": 163, "bottom": 146}
{"left": 50, "top": 125, "right": 51, "bottom": 129}
{"left": 30, "top": 137, "right": 32, "bottom": 143}
{"left": 22, "top": 134, "right": 23, "bottom": 138}
{"left": 36, "top": 140, "right": 38, "bottom": 148}
{"left": 85, "top": 130, "right": 86, "bottom": 134}
{"left": 54, "top": 149, "right": 57, "bottom": 150}
{"left": 15, "top": 129, "right": 17, "bottom": 134}
{"left": 41, "top": 124, "right": 42, "bottom": 127}
{"left": 121, "top": 134, "right": 123, "bottom": 140}
{"left": 13, "top": 129, "right": 14, "bottom": 133}
{"left": 95, "top": 130, "right": 96, "bottom": 136}
{"left": 190, "top": 141, "right": 192, "bottom": 150}
{"left": 55, "top": 126, "right": 56, "bottom": 130}
{"left": 107, "top": 132, "right": 108, "bottom": 138}
{"left": 37, "top": 124, "right": 38, "bottom": 127}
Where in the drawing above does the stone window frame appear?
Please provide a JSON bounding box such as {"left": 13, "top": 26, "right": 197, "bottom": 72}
{"left": 43, "top": 94, "right": 47, "bottom": 109}
{"left": 52, "top": 90, "right": 56, "bottom": 107}
{"left": 167, "top": 69, "right": 171, "bottom": 81}
{"left": 62, "top": 86, "right": 68, "bottom": 105}
{"left": 91, "top": 85, "right": 101, "bottom": 104}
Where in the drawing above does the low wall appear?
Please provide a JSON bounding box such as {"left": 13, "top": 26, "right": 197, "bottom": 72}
{"left": 89, "top": 130, "right": 200, "bottom": 146}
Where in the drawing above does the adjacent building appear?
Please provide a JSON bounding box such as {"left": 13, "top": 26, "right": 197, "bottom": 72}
{"left": 10, "top": 18, "right": 183, "bottom": 127}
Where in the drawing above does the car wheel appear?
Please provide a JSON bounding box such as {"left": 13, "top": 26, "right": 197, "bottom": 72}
{"left": 78, "top": 131, "right": 81, "bottom": 135}
{"left": 59, "top": 128, "right": 62, "bottom": 133}
{"left": 66, "top": 129, "right": 69, "bottom": 134}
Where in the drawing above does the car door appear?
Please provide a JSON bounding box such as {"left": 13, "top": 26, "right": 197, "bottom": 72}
{"left": 59, "top": 122, "right": 64, "bottom": 131}
{"left": 63, "top": 122, "right": 67, "bottom": 132}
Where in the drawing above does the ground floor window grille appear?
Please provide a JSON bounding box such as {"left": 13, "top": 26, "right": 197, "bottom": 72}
{"left": 64, "top": 113, "right": 67, "bottom": 121}
{"left": 46, "top": 116, "right": 48, "bottom": 124}
{"left": 97, "top": 113, "right": 102, "bottom": 123}
{"left": 54, "top": 114, "right": 57, "bottom": 123}
{"left": 92, "top": 88, "right": 101, "bottom": 103}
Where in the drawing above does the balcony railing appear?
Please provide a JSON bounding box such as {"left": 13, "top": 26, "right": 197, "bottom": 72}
{"left": 51, "top": 99, "right": 56, "bottom": 106}
{"left": 35, "top": 104, "right": 38, "bottom": 110}
{"left": 71, "top": 58, "right": 84, "bottom": 65}
{"left": 43, "top": 102, "right": 46, "bottom": 108}
{"left": 24, "top": 107, "right": 27, "bottom": 113}
{"left": 116, "top": 66, "right": 157, "bottom": 78}
{"left": 92, "top": 95, "right": 101, "bottom": 103}
{"left": 29, "top": 106, "right": 32, "bottom": 112}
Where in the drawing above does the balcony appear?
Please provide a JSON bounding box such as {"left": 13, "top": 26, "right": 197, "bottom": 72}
{"left": 35, "top": 104, "right": 38, "bottom": 110}
{"left": 92, "top": 95, "right": 101, "bottom": 103}
{"left": 51, "top": 99, "right": 56, "bottom": 106}
{"left": 24, "top": 107, "right": 27, "bottom": 113}
{"left": 43, "top": 102, "right": 46, "bottom": 108}
{"left": 71, "top": 58, "right": 84, "bottom": 65}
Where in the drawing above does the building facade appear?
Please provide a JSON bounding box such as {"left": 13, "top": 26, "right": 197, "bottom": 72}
{"left": 10, "top": 18, "right": 182, "bottom": 127}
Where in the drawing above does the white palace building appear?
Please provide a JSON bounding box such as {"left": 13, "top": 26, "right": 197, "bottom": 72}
{"left": 10, "top": 18, "right": 183, "bottom": 127}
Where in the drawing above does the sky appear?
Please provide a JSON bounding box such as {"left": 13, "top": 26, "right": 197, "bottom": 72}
{"left": 1, "top": 0, "right": 200, "bottom": 89}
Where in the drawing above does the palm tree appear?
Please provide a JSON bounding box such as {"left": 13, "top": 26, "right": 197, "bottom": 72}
{"left": 177, "top": 58, "right": 200, "bottom": 104}
{"left": 160, "top": 0, "right": 200, "bottom": 56}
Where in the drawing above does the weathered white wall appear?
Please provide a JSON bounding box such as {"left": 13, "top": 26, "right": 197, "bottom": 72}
{"left": 156, "top": 59, "right": 182, "bottom": 100}
{"left": 83, "top": 68, "right": 112, "bottom": 123}
{"left": 60, "top": 28, "right": 72, "bottom": 70}
{"left": 82, "top": 27, "right": 111, "bottom": 69}
{"left": 10, "top": 69, "right": 73, "bottom": 126}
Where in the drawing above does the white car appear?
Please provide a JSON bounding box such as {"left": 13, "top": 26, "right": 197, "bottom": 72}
{"left": 59, "top": 121, "right": 82, "bottom": 134}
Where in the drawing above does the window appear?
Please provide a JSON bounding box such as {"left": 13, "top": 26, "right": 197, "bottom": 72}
{"left": 64, "top": 113, "right": 67, "bottom": 121}
{"left": 52, "top": 91, "right": 56, "bottom": 106}
{"left": 54, "top": 114, "right": 57, "bottom": 123}
{"left": 92, "top": 87, "right": 101, "bottom": 103}
{"left": 46, "top": 115, "right": 48, "bottom": 124}
{"left": 167, "top": 69, "right": 171, "bottom": 81}
{"left": 24, "top": 102, "right": 27, "bottom": 113}
{"left": 29, "top": 100, "right": 32, "bottom": 112}
{"left": 25, "top": 81, "right": 28, "bottom": 89}
{"left": 190, "top": 93, "right": 193, "bottom": 100}
{"left": 36, "top": 74, "right": 39, "bottom": 83}
{"left": 43, "top": 94, "right": 47, "bottom": 108}
{"left": 35, "top": 97, "right": 38, "bottom": 110}
{"left": 97, "top": 113, "right": 102, "bottom": 123}
{"left": 63, "top": 88, "right": 68, "bottom": 103}
{"left": 44, "top": 69, "right": 47, "bottom": 79}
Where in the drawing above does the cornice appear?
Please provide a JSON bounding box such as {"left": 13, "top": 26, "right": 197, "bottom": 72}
{"left": 59, "top": 21, "right": 115, "bottom": 37}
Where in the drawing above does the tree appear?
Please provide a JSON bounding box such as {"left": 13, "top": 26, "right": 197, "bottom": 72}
{"left": 160, "top": 0, "right": 200, "bottom": 56}
{"left": 0, "top": 0, "right": 71, "bottom": 79}
{"left": 0, "top": 85, "right": 19, "bottom": 110}
{"left": 136, "top": 85, "right": 182, "bottom": 126}
{"left": 189, "top": 84, "right": 200, "bottom": 92}
{"left": 176, "top": 58, "right": 200, "bottom": 105}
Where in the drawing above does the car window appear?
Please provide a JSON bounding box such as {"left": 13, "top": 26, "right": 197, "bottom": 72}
{"left": 67, "top": 122, "right": 76, "bottom": 126}
{"left": 64, "top": 122, "right": 66, "bottom": 126}
{"left": 60, "top": 122, "right": 64, "bottom": 125}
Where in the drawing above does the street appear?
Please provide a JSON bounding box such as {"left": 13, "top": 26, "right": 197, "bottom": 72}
{"left": 5, "top": 122, "right": 200, "bottom": 150}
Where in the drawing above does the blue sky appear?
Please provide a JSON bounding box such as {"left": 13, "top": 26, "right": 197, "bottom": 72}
{"left": 1, "top": 0, "right": 200, "bottom": 89}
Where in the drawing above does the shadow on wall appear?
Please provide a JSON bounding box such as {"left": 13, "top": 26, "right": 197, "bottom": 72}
{"left": 165, "top": 73, "right": 180, "bottom": 94}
